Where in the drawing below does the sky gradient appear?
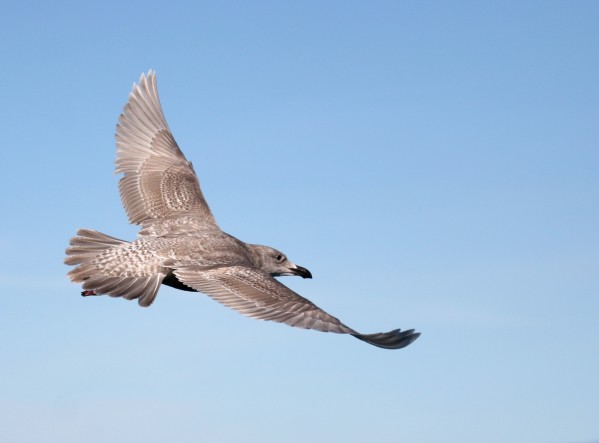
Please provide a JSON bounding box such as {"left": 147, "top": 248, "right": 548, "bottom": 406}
{"left": 1, "top": 1, "right": 598, "bottom": 442}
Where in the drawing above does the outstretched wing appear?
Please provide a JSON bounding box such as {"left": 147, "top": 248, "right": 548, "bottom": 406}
{"left": 174, "top": 265, "right": 420, "bottom": 349}
{"left": 115, "top": 70, "right": 216, "bottom": 230}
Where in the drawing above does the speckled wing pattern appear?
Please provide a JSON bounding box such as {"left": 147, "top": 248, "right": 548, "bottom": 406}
{"left": 174, "top": 265, "right": 420, "bottom": 349}
{"left": 174, "top": 265, "right": 355, "bottom": 332}
{"left": 115, "top": 70, "right": 216, "bottom": 230}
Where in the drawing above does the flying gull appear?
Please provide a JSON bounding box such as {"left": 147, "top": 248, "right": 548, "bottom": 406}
{"left": 65, "top": 71, "right": 420, "bottom": 350}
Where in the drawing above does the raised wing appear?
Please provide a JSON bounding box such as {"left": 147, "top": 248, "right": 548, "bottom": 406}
{"left": 174, "top": 265, "right": 420, "bottom": 349}
{"left": 115, "top": 70, "right": 216, "bottom": 230}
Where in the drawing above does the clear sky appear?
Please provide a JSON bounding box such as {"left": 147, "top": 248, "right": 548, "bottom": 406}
{"left": 1, "top": 1, "right": 598, "bottom": 442}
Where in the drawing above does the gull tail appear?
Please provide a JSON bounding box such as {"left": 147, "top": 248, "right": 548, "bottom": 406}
{"left": 64, "top": 229, "right": 164, "bottom": 307}
{"left": 352, "top": 329, "right": 421, "bottom": 350}
{"left": 64, "top": 228, "right": 128, "bottom": 272}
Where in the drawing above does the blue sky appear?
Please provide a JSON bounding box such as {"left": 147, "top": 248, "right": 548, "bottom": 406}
{"left": 1, "top": 1, "right": 598, "bottom": 442}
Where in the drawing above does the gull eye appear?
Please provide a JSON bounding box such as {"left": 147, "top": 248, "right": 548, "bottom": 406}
{"left": 276, "top": 254, "right": 284, "bottom": 262}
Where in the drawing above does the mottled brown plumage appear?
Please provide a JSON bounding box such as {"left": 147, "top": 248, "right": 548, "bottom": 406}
{"left": 64, "top": 71, "right": 420, "bottom": 349}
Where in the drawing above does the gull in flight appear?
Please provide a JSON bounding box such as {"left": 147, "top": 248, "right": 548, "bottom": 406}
{"left": 65, "top": 71, "right": 420, "bottom": 350}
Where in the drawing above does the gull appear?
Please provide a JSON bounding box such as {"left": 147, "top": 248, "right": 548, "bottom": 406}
{"left": 65, "top": 71, "right": 420, "bottom": 350}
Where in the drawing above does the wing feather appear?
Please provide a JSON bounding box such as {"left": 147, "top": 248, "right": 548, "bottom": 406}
{"left": 174, "top": 265, "right": 421, "bottom": 349}
{"left": 174, "top": 265, "right": 356, "bottom": 334}
{"left": 115, "top": 70, "right": 216, "bottom": 230}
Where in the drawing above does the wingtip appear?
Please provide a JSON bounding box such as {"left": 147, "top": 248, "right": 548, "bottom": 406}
{"left": 131, "top": 70, "right": 156, "bottom": 95}
{"left": 138, "top": 69, "right": 155, "bottom": 83}
{"left": 352, "top": 328, "right": 421, "bottom": 350}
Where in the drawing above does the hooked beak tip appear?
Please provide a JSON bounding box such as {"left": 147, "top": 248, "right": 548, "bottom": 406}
{"left": 293, "top": 265, "right": 312, "bottom": 279}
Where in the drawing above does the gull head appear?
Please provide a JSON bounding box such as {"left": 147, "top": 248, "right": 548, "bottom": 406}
{"left": 248, "top": 245, "right": 312, "bottom": 279}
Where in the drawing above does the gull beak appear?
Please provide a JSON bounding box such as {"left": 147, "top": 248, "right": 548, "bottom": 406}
{"left": 290, "top": 265, "right": 312, "bottom": 279}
